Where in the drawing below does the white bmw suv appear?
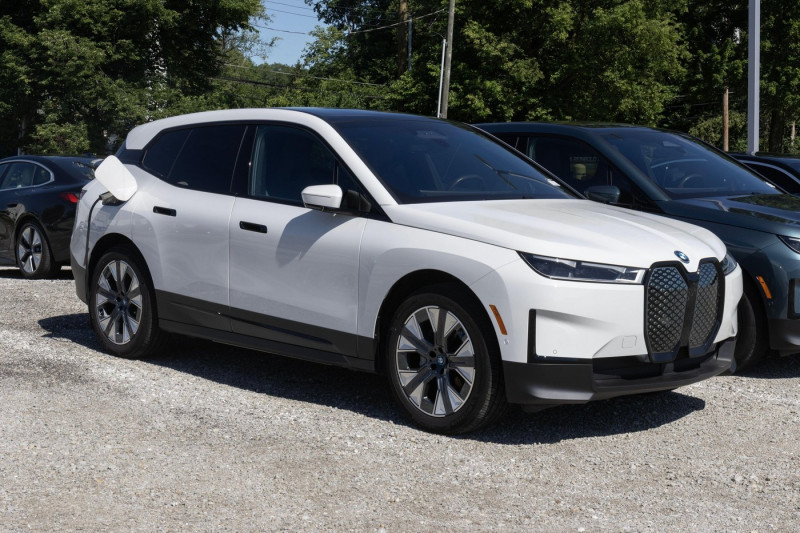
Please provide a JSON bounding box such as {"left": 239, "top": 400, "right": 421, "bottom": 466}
{"left": 70, "top": 108, "right": 742, "bottom": 434}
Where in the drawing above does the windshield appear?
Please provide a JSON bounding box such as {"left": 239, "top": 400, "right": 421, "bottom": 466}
{"left": 330, "top": 117, "right": 576, "bottom": 203}
{"left": 601, "top": 129, "right": 778, "bottom": 199}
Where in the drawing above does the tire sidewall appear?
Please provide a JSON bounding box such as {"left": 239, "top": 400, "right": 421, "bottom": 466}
{"left": 16, "top": 220, "right": 54, "bottom": 279}
{"left": 733, "top": 287, "right": 767, "bottom": 372}
{"left": 385, "top": 286, "right": 501, "bottom": 434}
{"left": 89, "top": 246, "right": 159, "bottom": 359}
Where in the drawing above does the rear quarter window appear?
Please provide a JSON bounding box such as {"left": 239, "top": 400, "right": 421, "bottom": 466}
{"left": 143, "top": 125, "right": 247, "bottom": 195}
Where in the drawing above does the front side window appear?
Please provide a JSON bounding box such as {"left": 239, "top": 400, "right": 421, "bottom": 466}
{"left": 330, "top": 118, "right": 575, "bottom": 203}
{"left": 143, "top": 125, "right": 246, "bottom": 194}
{"left": 249, "top": 125, "right": 344, "bottom": 204}
{"left": 526, "top": 136, "right": 608, "bottom": 193}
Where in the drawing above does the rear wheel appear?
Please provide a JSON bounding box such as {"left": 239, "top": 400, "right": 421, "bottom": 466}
{"left": 89, "top": 246, "right": 166, "bottom": 359}
{"left": 733, "top": 285, "right": 768, "bottom": 372}
{"left": 16, "top": 221, "right": 58, "bottom": 279}
{"left": 385, "top": 285, "right": 506, "bottom": 434}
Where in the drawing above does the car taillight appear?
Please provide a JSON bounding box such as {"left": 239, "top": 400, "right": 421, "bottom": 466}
{"left": 60, "top": 192, "right": 80, "bottom": 203}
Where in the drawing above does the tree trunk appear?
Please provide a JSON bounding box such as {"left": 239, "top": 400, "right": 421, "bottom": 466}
{"left": 768, "top": 107, "right": 785, "bottom": 153}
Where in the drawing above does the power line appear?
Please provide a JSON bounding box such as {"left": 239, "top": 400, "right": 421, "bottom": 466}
{"left": 344, "top": 8, "right": 446, "bottom": 35}
{"left": 224, "top": 62, "right": 386, "bottom": 87}
{"left": 255, "top": 7, "right": 446, "bottom": 37}
{"left": 266, "top": 7, "right": 319, "bottom": 19}
{"left": 252, "top": 23, "right": 310, "bottom": 35}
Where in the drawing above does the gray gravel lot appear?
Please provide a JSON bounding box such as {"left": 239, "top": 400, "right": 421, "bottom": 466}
{"left": 1, "top": 266, "right": 799, "bottom": 532}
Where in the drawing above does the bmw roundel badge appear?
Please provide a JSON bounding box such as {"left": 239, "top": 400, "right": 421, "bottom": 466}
{"left": 674, "top": 251, "right": 690, "bottom": 264}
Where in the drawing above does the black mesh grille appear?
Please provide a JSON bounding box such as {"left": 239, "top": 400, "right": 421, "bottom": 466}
{"left": 689, "top": 263, "right": 721, "bottom": 347}
{"left": 646, "top": 267, "right": 688, "bottom": 353}
{"left": 645, "top": 261, "right": 724, "bottom": 360}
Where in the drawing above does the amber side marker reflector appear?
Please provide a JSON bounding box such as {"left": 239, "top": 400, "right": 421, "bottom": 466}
{"left": 489, "top": 305, "right": 508, "bottom": 335}
{"left": 756, "top": 276, "right": 773, "bottom": 300}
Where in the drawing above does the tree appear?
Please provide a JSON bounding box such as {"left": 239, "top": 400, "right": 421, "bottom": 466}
{"left": 0, "top": 0, "right": 267, "bottom": 156}
{"left": 303, "top": 1, "right": 688, "bottom": 123}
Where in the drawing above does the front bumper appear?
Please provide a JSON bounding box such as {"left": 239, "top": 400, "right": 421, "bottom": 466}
{"left": 71, "top": 254, "right": 88, "bottom": 304}
{"left": 768, "top": 318, "right": 800, "bottom": 357}
{"left": 503, "top": 337, "right": 735, "bottom": 408}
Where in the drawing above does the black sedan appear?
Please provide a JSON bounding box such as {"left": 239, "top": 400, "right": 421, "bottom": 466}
{"left": 0, "top": 155, "right": 99, "bottom": 278}
{"left": 730, "top": 152, "right": 800, "bottom": 194}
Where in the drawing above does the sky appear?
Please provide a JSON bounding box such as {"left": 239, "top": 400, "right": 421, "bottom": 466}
{"left": 258, "top": 0, "right": 324, "bottom": 65}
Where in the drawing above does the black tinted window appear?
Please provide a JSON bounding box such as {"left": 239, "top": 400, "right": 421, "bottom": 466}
{"left": 143, "top": 129, "right": 189, "bottom": 178}
{"left": 249, "top": 125, "right": 337, "bottom": 203}
{"left": 746, "top": 163, "right": 800, "bottom": 193}
{"left": 331, "top": 118, "right": 573, "bottom": 203}
{"left": 0, "top": 162, "right": 37, "bottom": 189}
{"left": 32, "top": 165, "right": 51, "bottom": 185}
{"left": 167, "top": 125, "right": 246, "bottom": 194}
{"left": 602, "top": 130, "right": 778, "bottom": 199}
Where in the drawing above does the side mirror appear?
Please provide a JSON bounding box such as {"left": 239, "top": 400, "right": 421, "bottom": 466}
{"left": 94, "top": 155, "right": 138, "bottom": 202}
{"left": 584, "top": 185, "right": 621, "bottom": 204}
{"left": 302, "top": 184, "right": 343, "bottom": 210}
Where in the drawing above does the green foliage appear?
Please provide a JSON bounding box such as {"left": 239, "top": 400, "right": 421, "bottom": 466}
{"left": 0, "top": 0, "right": 266, "bottom": 156}
{"left": 2, "top": 0, "right": 800, "bottom": 156}
{"left": 28, "top": 119, "right": 89, "bottom": 154}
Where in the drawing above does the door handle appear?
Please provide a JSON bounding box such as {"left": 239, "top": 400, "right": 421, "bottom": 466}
{"left": 239, "top": 221, "right": 268, "bottom": 234}
{"left": 153, "top": 206, "right": 176, "bottom": 217}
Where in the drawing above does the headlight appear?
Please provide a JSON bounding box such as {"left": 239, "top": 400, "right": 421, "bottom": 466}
{"left": 779, "top": 235, "right": 800, "bottom": 255}
{"left": 721, "top": 253, "right": 738, "bottom": 275}
{"left": 519, "top": 252, "right": 646, "bottom": 284}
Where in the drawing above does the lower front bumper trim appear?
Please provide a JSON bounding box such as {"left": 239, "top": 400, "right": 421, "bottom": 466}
{"left": 503, "top": 337, "right": 735, "bottom": 406}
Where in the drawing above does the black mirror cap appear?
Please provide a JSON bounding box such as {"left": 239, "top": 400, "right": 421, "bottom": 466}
{"left": 585, "top": 185, "right": 621, "bottom": 204}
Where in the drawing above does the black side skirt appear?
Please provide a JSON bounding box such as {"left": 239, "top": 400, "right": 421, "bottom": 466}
{"left": 156, "top": 290, "right": 376, "bottom": 372}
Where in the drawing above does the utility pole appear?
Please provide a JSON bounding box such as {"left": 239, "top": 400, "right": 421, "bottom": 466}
{"left": 747, "top": 0, "right": 760, "bottom": 155}
{"left": 397, "top": 0, "right": 408, "bottom": 77}
{"left": 440, "top": 0, "right": 456, "bottom": 119}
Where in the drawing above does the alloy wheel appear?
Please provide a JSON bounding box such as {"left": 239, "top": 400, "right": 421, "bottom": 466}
{"left": 94, "top": 259, "right": 143, "bottom": 345}
{"left": 394, "top": 305, "right": 476, "bottom": 417}
{"left": 17, "top": 226, "right": 43, "bottom": 275}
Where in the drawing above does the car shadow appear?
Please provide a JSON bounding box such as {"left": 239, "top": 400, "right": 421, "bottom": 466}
{"left": 0, "top": 266, "right": 74, "bottom": 280}
{"left": 729, "top": 352, "right": 800, "bottom": 380}
{"left": 40, "top": 313, "right": 710, "bottom": 444}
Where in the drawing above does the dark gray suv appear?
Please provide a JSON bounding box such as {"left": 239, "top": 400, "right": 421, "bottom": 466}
{"left": 478, "top": 122, "right": 800, "bottom": 371}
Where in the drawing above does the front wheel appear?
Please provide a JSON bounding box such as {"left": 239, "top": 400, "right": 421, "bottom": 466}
{"left": 385, "top": 285, "right": 506, "bottom": 434}
{"left": 89, "top": 246, "right": 166, "bottom": 359}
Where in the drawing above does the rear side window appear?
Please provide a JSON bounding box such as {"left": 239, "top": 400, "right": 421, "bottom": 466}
{"left": 32, "top": 165, "right": 51, "bottom": 185}
{"left": 0, "top": 162, "right": 48, "bottom": 189}
{"left": 143, "top": 125, "right": 246, "bottom": 194}
{"left": 746, "top": 163, "right": 800, "bottom": 193}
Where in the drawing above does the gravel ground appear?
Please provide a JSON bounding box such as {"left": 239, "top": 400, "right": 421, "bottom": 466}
{"left": 1, "top": 266, "right": 799, "bottom": 532}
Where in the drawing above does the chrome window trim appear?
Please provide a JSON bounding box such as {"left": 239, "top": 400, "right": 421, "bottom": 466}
{"left": 0, "top": 160, "right": 55, "bottom": 191}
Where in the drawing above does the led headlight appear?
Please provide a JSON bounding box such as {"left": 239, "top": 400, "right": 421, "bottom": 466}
{"left": 721, "top": 252, "right": 738, "bottom": 275}
{"left": 779, "top": 235, "right": 800, "bottom": 255}
{"left": 519, "top": 252, "right": 646, "bottom": 284}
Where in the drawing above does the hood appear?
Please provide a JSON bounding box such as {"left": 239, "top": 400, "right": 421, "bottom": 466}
{"left": 663, "top": 193, "right": 800, "bottom": 236}
{"left": 383, "top": 199, "right": 725, "bottom": 271}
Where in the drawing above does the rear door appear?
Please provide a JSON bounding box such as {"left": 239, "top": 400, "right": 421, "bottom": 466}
{"left": 131, "top": 124, "right": 247, "bottom": 330}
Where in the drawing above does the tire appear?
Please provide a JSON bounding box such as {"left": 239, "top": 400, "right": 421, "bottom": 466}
{"left": 88, "top": 246, "right": 166, "bottom": 359}
{"left": 385, "top": 285, "right": 506, "bottom": 434}
{"left": 16, "top": 220, "right": 58, "bottom": 279}
{"left": 733, "top": 285, "right": 768, "bottom": 372}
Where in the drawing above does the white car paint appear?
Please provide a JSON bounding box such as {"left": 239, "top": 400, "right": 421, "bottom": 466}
{"left": 70, "top": 108, "right": 743, "bottom": 422}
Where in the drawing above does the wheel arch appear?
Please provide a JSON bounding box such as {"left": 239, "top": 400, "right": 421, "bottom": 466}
{"left": 372, "top": 269, "right": 497, "bottom": 375}
{"left": 87, "top": 233, "right": 153, "bottom": 296}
